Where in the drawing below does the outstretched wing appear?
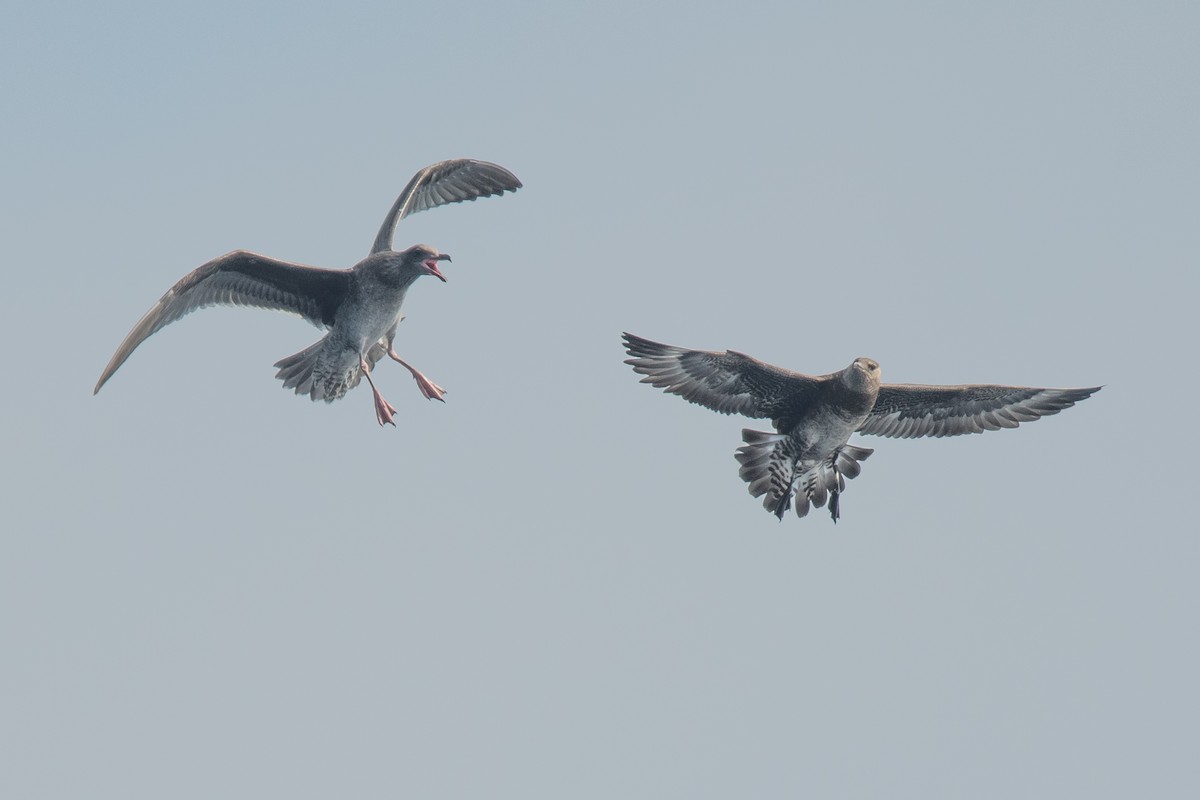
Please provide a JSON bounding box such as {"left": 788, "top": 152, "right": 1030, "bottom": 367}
{"left": 622, "top": 332, "right": 823, "bottom": 420}
{"left": 858, "top": 383, "right": 1101, "bottom": 438}
{"left": 94, "top": 250, "right": 350, "bottom": 393}
{"left": 371, "top": 159, "right": 523, "bottom": 254}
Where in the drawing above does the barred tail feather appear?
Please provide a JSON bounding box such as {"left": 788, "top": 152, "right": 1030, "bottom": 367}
{"left": 795, "top": 444, "right": 874, "bottom": 522}
{"left": 735, "top": 429, "right": 799, "bottom": 520}
{"left": 735, "top": 432, "right": 875, "bottom": 522}
{"left": 835, "top": 444, "right": 873, "bottom": 479}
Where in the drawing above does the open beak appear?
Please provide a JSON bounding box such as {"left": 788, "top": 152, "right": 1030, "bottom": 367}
{"left": 423, "top": 253, "right": 451, "bottom": 282}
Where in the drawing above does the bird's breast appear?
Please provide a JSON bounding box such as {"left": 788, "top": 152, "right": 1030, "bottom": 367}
{"left": 333, "top": 285, "right": 410, "bottom": 352}
{"left": 789, "top": 405, "right": 867, "bottom": 459}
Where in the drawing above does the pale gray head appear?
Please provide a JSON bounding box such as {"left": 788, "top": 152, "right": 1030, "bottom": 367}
{"left": 843, "top": 357, "right": 881, "bottom": 392}
{"left": 400, "top": 243, "right": 451, "bottom": 283}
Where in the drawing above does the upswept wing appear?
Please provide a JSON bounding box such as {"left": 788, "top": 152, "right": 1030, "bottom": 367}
{"left": 858, "top": 383, "right": 1101, "bottom": 438}
{"left": 371, "top": 159, "right": 523, "bottom": 254}
{"left": 94, "top": 250, "right": 349, "bottom": 393}
{"left": 622, "top": 332, "right": 823, "bottom": 420}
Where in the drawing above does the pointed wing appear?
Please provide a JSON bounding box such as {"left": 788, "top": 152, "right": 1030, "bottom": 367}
{"left": 622, "top": 332, "right": 823, "bottom": 420}
{"left": 858, "top": 383, "right": 1101, "bottom": 438}
{"left": 94, "top": 250, "right": 350, "bottom": 393}
{"left": 371, "top": 159, "right": 523, "bottom": 254}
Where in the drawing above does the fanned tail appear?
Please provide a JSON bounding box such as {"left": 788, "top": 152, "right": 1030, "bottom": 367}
{"left": 735, "top": 430, "right": 874, "bottom": 522}
{"left": 794, "top": 444, "right": 874, "bottom": 522}
{"left": 273, "top": 337, "right": 364, "bottom": 402}
{"left": 273, "top": 340, "right": 325, "bottom": 398}
{"left": 735, "top": 429, "right": 800, "bottom": 521}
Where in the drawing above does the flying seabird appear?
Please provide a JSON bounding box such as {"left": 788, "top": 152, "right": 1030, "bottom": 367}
{"left": 622, "top": 333, "right": 1100, "bottom": 522}
{"left": 94, "top": 159, "right": 522, "bottom": 426}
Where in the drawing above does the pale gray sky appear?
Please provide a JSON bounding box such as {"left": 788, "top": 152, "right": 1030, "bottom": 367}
{"left": 2, "top": 2, "right": 1197, "bottom": 798}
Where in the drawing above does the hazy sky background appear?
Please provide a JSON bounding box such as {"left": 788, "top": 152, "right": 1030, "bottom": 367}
{"left": 3, "top": 2, "right": 1197, "bottom": 797}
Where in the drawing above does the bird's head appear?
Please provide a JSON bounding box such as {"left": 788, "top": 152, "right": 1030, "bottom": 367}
{"left": 845, "top": 357, "right": 881, "bottom": 392}
{"left": 402, "top": 244, "right": 451, "bottom": 282}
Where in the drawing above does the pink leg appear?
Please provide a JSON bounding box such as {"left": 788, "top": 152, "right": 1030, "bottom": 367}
{"left": 360, "top": 357, "right": 397, "bottom": 427}
{"left": 388, "top": 348, "right": 446, "bottom": 402}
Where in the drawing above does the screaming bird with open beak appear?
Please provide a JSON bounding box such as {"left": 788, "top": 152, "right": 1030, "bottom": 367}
{"left": 94, "top": 159, "right": 522, "bottom": 426}
{"left": 623, "top": 333, "right": 1100, "bottom": 522}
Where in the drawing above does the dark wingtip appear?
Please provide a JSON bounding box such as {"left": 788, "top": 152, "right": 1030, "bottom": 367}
{"left": 621, "top": 331, "right": 658, "bottom": 360}
{"left": 621, "top": 331, "right": 637, "bottom": 360}
{"left": 1055, "top": 385, "right": 1103, "bottom": 411}
{"left": 476, "top": 160, "right": 523, "bottom": 194}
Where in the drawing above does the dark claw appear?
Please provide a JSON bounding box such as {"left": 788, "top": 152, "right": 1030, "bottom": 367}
{"left": 829, "top": 464, "right": 841, "bottom": 523}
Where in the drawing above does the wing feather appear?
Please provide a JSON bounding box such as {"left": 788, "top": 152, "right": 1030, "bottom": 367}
{"left": 94, "top": 250, "right": 349, "bottom": 393}
{"left": 371, "top": 159, "right": 522, "bottom": 253}
{"left": 858, "top": 383, "right": 1101, "bottom": 438}
{"left": 622, "top": 332, "right": 823, "bottom": 420}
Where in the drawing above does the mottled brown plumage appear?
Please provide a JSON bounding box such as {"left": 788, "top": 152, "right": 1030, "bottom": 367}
{"left": 622, "top": 332, "right": 1100, "bottom": 521}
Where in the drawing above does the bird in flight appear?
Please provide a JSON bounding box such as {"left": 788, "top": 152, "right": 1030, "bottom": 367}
{"left": 94, "top": 159, "right": 522, "bottom": 426}
{"left": 622, "top": 333, "right": 1100, "bottom": 522}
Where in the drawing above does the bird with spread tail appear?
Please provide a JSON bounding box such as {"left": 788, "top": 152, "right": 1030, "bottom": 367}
{"left": 622, "top": 333, "right": 1100, "bottom": 521}
{"left": 94, "top": 159, "right": 522, "bottom": 426}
